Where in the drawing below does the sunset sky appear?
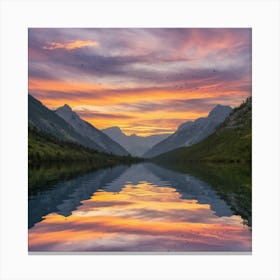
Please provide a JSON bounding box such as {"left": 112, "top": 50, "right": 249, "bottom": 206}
{"left": 28, "top": 28, "right": 251, "bottom": 136}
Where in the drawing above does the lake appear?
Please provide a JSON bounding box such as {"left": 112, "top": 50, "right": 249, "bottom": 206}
{"left": 28, "top": 162, "right": 251, "bottom": 252}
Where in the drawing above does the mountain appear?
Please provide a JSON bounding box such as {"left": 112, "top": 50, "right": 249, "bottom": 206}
{"left": 55, "top": 105, "right": 129, "bottom": 156}
{"left": 28, "top": 126, "right": 131, "bottom": 165}
{"left": 155, "top": 97, "right": 252, "bottom": 162}
{"left": 102, "top": 126, "right": 170, "bottom": 157}
{"left": 28, "top": 94, "right": 104, "bottom": 152}
{"left": 144, "top": 104, "right": 232, "bottom": 158}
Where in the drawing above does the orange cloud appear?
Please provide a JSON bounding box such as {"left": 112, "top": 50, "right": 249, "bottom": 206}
{"left": 42, "top": 40, "right": 98, "bottom": 51}
{"left": 29, "top": 78, "right": 106, "bottom": 94}
{"left": 78, "top": 110, "right": 204, "bottom": 136}
{"left": 29, "top": 78, "right": 246, "bottom": 107}
{"left": 28, "top": 76, "right": 249, "bottom": 136}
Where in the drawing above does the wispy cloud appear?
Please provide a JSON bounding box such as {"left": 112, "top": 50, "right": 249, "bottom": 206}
{"left": 42, "top": 40, "right": 99, "bottom": 51}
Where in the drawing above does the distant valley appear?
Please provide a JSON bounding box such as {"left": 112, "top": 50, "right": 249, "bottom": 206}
{"left": 102, "top": 126, "right": 170, "bottom": 157}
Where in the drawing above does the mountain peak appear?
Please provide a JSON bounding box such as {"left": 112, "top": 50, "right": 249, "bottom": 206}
{"left": 61, "top": 104, "right": 72, "bottom": 111}
{"left": 55, "top": 104, "right": 76, "bottom": 114}
{"left": 108, "top": 126, "right": 121, "bottom": 131}
{"left": 208, "top": 104, "right": 232, "bottom": 120}
{"left": 211, "top": 104, "right": 231, "bottom": 112}
{"left": 103, "top": 126, "right": 124, "bottom": 134}
{"left": 55, "top": 104, "right": 80, "bottom": 122}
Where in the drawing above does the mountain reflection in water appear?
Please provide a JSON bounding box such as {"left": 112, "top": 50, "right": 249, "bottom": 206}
{"left": 28, "top": 163, "right": 251, "bottom": 252}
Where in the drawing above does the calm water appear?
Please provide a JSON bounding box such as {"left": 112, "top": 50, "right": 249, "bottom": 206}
{"left": 28, "top": 163, "right": 251, "bottom": 252}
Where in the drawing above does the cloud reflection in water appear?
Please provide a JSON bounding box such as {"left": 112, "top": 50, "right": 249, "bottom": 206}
{"left": 29, "top": 167, "right": 251, "bottom": 252}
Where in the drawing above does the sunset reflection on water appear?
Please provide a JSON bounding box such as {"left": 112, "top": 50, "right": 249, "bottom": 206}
{"left": 29, "top": 181, "right": 251, "bottom": 252}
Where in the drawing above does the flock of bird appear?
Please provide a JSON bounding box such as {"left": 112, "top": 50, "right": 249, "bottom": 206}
{"left": 79, "top": 62, "right": 219, "bottom": 92}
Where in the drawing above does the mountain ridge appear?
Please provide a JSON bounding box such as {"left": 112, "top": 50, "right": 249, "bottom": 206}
{"left": 55, "top": 105, "right": 129, "bottom": 156}
{"left": 28, "top": 94, "right": 105, "bottom": 152}
{"left": 154, "top": 97, "right": 251, "bottom": 162}
{"left": 144, "top": 104, "right": 232, "bottom": 158}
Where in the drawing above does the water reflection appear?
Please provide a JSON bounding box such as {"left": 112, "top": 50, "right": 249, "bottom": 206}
{"left": 28, "top": 165, "right": 128, "bottom": 228}
{"left": 28, "top": 163, "right": 251, "bottom": 252}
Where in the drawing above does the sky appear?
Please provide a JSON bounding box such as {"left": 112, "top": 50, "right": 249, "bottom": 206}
{"left": 28, "top": 28, "right": 252, "bottom": 136}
